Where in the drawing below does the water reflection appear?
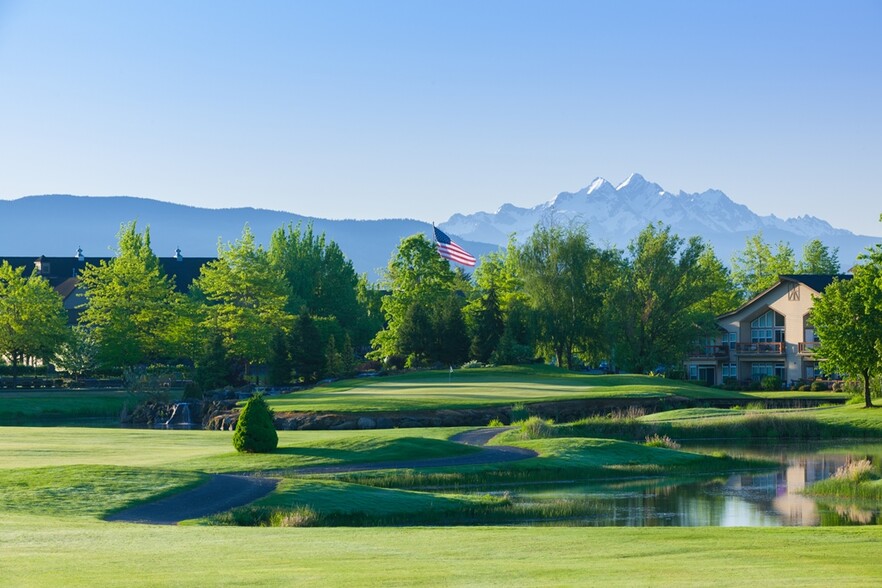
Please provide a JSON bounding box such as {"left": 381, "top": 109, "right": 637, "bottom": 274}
{"left": 502, "top": 443, "right": 882, "bottom": 527}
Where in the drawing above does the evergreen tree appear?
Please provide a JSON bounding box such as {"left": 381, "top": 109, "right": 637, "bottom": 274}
{"left": 266, "top": 330, "right": 292, "bottom": 386}
{"left": 798, "top": 239, "right": 841, "bottom": 274}
{"left": 291, "top": 311, "right": 326, "bottom": 383}
{"left": 469, "top": 285, "right": 504, "bottom": 362}
{"left": 233, "top": 393, "right": 278, "bottom": 453}
{"left": 195, "top": 332, "right": 234, "bottom": 390}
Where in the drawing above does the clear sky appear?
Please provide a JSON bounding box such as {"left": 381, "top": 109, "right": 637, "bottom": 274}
{"left": 1, "top": 0, "right": 880, "bottom": 235}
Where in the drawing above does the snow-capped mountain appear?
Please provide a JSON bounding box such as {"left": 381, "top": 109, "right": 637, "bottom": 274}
{"left": 440, "top": 173, "right": 871, "bottom": 263}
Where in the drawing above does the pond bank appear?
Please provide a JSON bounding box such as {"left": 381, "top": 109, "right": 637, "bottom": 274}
{"left": 205, "top": 395, "right": 846, "bottom": 431}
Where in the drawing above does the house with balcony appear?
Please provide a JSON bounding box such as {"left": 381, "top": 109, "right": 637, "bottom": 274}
{"left": 684, "top": 274, "right": 852, "bottom": 386}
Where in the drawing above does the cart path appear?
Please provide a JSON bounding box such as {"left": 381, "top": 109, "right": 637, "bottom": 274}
{"left": 105, "top": 474, "right": 280, "bottom": 525}
{"left": 107, "top": 427, "right": 534, "bottom": 525}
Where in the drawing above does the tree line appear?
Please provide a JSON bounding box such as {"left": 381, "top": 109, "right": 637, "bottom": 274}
{"left": 0, "top": 217, "right": 877, "bottom": 396}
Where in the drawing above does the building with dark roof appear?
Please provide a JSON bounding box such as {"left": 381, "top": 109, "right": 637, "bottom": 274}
{"left": 685, "top": 273, "right": 852, "bottom": 386}
{"left": 0, "top": 253, "right": 214, "bottom": 323}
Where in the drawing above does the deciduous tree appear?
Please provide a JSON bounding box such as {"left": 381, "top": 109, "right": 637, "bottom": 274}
{"left": 79, "top": 222, "right": 182, "bottom": 367}
{"left": 192, "top": 226, "right": 291, "bottom": 376}
{"left": 811, "top": 245, "right": 882, "bottom": 408}
{"left": 519, "top": 223, "right": 613, "bottom": 369}
{"left": 612, "top": 223, "right": 722, "bottom": 373}
{"left": 731, "top": 232, "right": 796, "bottom": 298}
{"left": 0, "top": 262, "right": 68, "bottom": 382}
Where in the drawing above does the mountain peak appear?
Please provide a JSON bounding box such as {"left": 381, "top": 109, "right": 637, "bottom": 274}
{"left": 616, "top": 173, "right": 648, "bottom": 190}
{"left": 586, "top": 177, "right": 613, "bottom": 193}
{"left": 438, "top": 173, "right": 872, "bottom": 266}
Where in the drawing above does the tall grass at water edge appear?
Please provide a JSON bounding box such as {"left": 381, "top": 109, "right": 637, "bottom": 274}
{"left": 554, "top": 411, "right": 882, "bottom": 442}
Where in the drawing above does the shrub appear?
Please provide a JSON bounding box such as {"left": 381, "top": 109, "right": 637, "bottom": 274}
{"left": 461, "top": 360, "right": 484, "bottom": 369}
{"left": 810, "top": 381, "right": 828, "bottom": 392}
{"left": 510, "top": 403, "right": 529, "bottom": 423}
{"left": 233, "top": 394, "right": 278, "bottom": 453}
{"left": 761, "top": 375, "right": 781, "bottom": 391}
{"left": 744, "top": 401, "right": 766, "bottom": 412}
{"left": 355, "top": 360, "right": 382, "bottom": 372}
{"left": 487, "top": 418, "right": 505, "bottom": 427}
{"left": 516, "top": 416, "right": 555, "bottom": 440}
{"left": 643, "top": 434, "right": 681, "bottom": 450}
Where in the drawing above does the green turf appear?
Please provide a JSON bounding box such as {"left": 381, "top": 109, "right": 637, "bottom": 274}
{"left": 0, "top": 426, "right": 475, "bottom": 472}
{"left": 263, "top": 366, "right": 766, "bottom": 413}
{"left": 0, "top": 465, "right": 207, "bottom": 518}
{"left": 0, "top": 388, "right": 137, "bottom": 422}
{"left": 2, "top": 514, "right": 881, "bottom": 586}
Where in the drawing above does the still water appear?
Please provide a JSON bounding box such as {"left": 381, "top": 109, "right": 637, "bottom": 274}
{"left": 505, "top": 443, "right": 882, "bottom": 527}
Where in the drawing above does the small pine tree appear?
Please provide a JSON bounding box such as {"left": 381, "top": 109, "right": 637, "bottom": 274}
{"left": 232, "top": 394, "right": 278, "bottom": 453}
{"left": 266, "top": 330, "right": 292, "bottom": 386}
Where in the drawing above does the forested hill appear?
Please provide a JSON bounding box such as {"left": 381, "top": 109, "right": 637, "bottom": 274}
{"left": 0, "top": 195, "right": 498, "bottom": 281}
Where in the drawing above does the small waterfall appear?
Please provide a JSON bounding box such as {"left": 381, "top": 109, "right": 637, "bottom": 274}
{"left": 165, "top": 402, "right": 193, "bottom": 427}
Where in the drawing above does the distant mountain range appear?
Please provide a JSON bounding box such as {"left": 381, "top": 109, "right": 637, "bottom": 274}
{"left": 0, "top": 195, "right": 496, "bottom": 281}
{"left": 1, "top": 177, "right": 878, "bottom": 280}
{"left": 440, "top": 173, "right": 879, "bottom": 266}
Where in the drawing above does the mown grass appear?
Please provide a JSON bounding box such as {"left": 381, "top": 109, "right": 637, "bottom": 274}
{"left": 0, "top": 465, "right": 206, "bottom": 517}
{"left": 0, "top": 388, "right": 138, "bottom": 423}
{"left": 0, "top": 426, "right": 475, "bottom": 472}
{"left": 263, "top": 366, "right": 762, "bottom": 413}
{"left": 333, "top": 437, "right": 771, "bottom": 490}
{"left": 2, "top": 514, "right": 882, "bottom": 586}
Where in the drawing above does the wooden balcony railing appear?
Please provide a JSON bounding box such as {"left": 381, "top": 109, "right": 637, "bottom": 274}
{"left": 734, "top": 342, "right": 784, "bottom": 354}
{"left": 688, "top": 345, "right": 730, "bottom": 358}
{"left": 798, "top": 341, "right": 820, "bottom": 354}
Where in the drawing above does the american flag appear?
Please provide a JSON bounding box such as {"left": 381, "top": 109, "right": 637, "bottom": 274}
{"left": 434, "top": 226, "right": 476, "bottom": 267}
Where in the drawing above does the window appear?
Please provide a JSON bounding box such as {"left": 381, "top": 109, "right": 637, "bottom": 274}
{"left": 689, "top": 365, "right": 697, "bottom": 380}
{"left": 722, "top": 363, "right": 737, "bottom": 379}
{"left": 751, "top": 362, "right": 785, "bottom": 381}
{"left": 751, "top": 310, "right": 784, "bottom": 343}
{"left": 725, "top": 332, "right": 737, "bottom": 349}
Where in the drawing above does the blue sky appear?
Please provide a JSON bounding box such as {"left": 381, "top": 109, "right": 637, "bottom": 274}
{"left": 1, "top": 0, "right": 880, "bottom": 235}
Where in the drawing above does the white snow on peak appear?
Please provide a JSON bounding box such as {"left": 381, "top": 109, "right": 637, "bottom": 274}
{"left": 586, "top": 177, "right": 611, "bottom": 193}
{"left": 616, "top": 172, "right": 647, "bottom": 190}
{"left": 438, "top": 173, "right": 862, "bottom": 255}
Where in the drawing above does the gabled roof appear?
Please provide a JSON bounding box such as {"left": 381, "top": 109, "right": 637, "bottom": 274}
{"left": 778, "top": 274, "right": 852, "bottom": 293}
{"left": 717, "top": 273, "right": 852, "bottom": 321}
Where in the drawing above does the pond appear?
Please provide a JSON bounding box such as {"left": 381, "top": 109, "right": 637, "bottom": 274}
{"left": 496, "top": 442, "right": 882, "bottom": 527}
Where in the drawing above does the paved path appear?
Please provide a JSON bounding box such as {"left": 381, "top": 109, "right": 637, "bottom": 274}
{"left": 107, "top": 427, "right": 535, "bottom": 525}
{"left": 106, "top": 475, "right": 279, "bottom": 525}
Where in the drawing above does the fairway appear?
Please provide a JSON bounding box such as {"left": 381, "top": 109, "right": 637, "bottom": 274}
{"left": 264, "top": 366, "right": 782, "bottom": 413}
{"left": 2, "top": 515, "right": 881, "bottom": 587}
